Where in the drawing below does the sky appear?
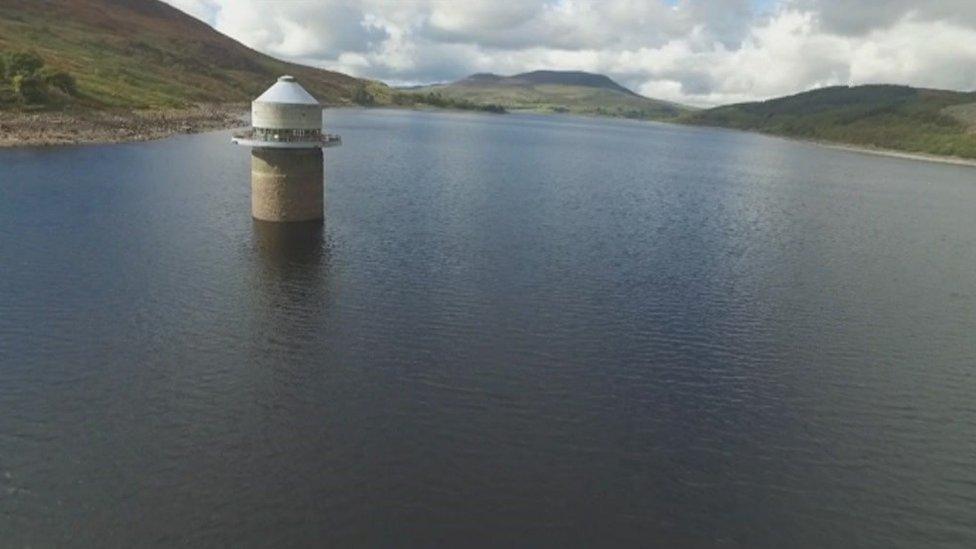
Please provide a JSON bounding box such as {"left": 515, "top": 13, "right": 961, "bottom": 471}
{"left": 161, "top": 0, "right": 976, "bottom": 107}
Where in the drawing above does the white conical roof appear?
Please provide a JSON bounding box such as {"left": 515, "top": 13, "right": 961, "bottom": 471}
{"left": 254, "top": 75, "right": 319, "bottom": 105}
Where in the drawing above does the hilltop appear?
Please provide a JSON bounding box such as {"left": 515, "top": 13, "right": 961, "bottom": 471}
{"left": 0, "top": 0, "right": 392, "bottom": 145}
{"left": 682, "top": 85, "right": 976, "bottom": 160}
{"left": 458, "top": 71, "right": 640, "bottom": 96}
{"left": 403, "top": 70, "right": 690, "bottom": 120}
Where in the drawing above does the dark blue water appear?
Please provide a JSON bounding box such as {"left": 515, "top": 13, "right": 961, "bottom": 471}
{"left": 1, "top": 109, "right": 975, "bottom": 547}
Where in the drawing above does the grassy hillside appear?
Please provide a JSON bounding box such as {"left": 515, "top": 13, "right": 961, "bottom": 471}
{"left": 682, "top": 85, "right": 976, "bottom": 159}
{"left": 404, "top": 71, "right": 690, "bottom": 120}
{"left": 0, "top": 0, "right": 390, "bottom": 110}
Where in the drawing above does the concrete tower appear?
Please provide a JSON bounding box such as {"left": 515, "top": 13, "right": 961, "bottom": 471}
{"left": 233, "top": 76, "right": 341, "bottom": 222}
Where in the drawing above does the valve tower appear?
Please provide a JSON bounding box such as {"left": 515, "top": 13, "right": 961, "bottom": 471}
{"left": 233, "top": 76, "right": 341, "bottom": 222}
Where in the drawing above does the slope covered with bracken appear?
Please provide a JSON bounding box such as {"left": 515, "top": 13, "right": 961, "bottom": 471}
{"left": 0, "top": 0, "right": 388, "bottom": 109}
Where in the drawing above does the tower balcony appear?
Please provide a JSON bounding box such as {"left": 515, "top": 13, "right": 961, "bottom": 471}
{"left": 233, "top": 128, "right": 342, "bottom": 149}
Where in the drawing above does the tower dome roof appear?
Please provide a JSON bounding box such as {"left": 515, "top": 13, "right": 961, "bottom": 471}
{"left": 254, "top": 75, "right": 320, "bottom": 106}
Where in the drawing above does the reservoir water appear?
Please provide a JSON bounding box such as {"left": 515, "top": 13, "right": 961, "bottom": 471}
{"left": 1, "top": 110, "right": 975, "bottom": 547}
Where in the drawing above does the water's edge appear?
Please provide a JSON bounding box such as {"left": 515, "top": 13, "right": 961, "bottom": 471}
{"left": 5, "top": 105, "right": 976, "bottom": 170}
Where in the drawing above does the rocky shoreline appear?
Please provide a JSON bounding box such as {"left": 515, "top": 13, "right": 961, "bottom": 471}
{"left": 0, "top": 104, "right": 247, "bottom": 147}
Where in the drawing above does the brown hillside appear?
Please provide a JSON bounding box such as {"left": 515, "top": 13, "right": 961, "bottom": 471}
{"left": 0, "top": 0, "right": 387, "bottom": 108}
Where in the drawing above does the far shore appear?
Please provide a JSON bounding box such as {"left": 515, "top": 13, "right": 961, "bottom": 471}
{"left": 811, "top": 141, "right": 976, "bottom": 168}
{"left": 0, "top": 104, "right": 247, "bottom": 147}
{"left": 465, "top": 108, "right": 976, "bottom": 169}
{"left": 3, "top": 104, "right": 976, "bottom": 170}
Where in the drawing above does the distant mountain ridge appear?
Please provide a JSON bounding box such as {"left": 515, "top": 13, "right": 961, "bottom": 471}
{"left": 457, "top": 71, "right": 640, "bottom": 97}
{"left": 404, "top": 69, "right": 690, "bottom": 120}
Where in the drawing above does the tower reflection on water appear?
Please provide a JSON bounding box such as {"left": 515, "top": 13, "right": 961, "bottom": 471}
{"left": 251, "top": 219, "right": 327, "bottom": 269}
{"left": 249, "top": 219, "right": 335, "bottom": 362}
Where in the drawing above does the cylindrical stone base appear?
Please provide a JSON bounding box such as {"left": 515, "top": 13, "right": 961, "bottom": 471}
{"left": 250, "top": 148, "right": 324, "bottom": 222}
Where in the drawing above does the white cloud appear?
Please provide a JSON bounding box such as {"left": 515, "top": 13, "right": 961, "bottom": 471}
{"left": 162, "top": 0, "right": 218, "bottom": 25}
{"left": 161, "top": 0, "right": 976, "bottom": 107}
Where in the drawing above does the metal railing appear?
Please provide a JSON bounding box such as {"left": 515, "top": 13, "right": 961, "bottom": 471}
{"left": 233, "top": 129, "right": 342, "bottom": 146}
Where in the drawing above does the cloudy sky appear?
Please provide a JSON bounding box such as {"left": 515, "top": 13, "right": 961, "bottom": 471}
{"left": 161, "top": 0, "right": 976, "bottom": 107}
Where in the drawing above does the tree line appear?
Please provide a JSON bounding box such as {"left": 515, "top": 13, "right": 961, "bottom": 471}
{"left": 392, "top": 91, "right": 506, "bottom": 113}
{"left": 350, "top": 82, "right": 506, "bottom": 114}
{"left": 0, "top": 50, "right": 78, "bottom": 106}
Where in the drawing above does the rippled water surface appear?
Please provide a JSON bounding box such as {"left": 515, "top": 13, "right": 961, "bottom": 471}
{"left": 1, "top": 110, "right": 975, "bottom": 547}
